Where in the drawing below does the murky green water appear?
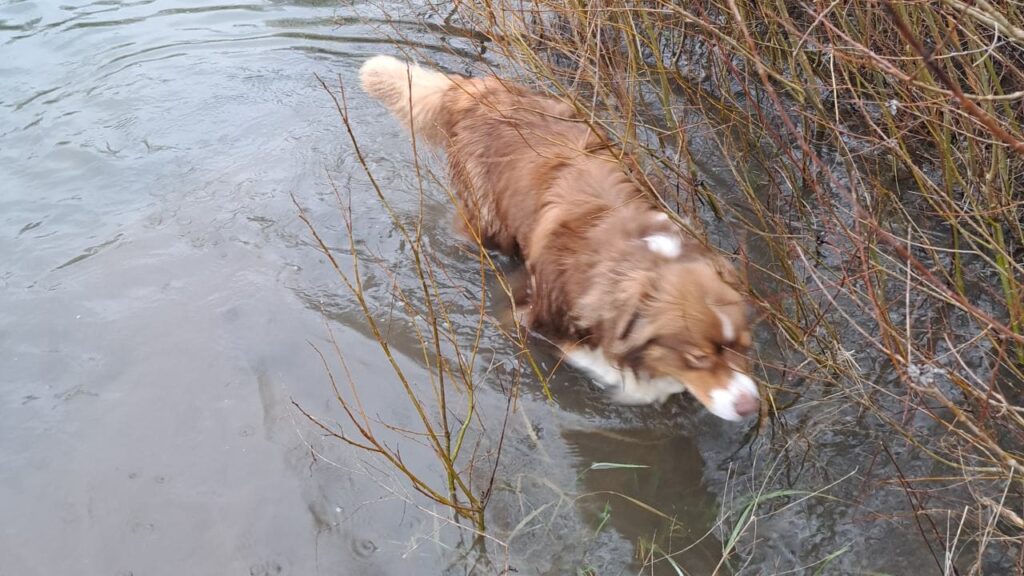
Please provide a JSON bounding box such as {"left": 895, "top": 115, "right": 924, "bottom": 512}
{"left": 1, "top": 1, "right": 969, "bottom": 575}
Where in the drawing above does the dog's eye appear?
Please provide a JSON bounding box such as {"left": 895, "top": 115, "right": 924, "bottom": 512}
{"left": 684, "top": 352, "right": 713, "bottom": 369}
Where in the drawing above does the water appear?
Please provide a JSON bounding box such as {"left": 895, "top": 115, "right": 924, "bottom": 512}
{"left": 0, "top": 1, "right": 964, "bottom": 574}
{"left": 0, "top": 1, "right": 483, "bottom": 573}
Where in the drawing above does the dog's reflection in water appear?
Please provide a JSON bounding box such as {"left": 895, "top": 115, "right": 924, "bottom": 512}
{"left": 563, "top": 427, "right": 725, "bottom": 574}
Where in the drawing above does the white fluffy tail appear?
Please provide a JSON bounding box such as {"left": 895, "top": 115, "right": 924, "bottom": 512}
{"left": 359, "top": 55, "right": 453, "bottom": 145}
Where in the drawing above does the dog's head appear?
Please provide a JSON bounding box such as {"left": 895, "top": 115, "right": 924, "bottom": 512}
{"left": 598, "top": 250, "right": 760, "bottom": 421}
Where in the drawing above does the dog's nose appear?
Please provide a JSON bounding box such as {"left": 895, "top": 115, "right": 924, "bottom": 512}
{"left": 733, "top": 392, "right": 760, "bottom": 419}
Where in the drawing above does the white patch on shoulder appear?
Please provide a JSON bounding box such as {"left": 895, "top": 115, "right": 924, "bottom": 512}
{"left": 708, "top": 372, "right": 760, "bottom": 421}
{"left": 643, "top": 234, "right": 682, "bottom": 258}
{"left": 715, "top": 310, "right": 735, "bottom": 342}
{"left": 654, "top": 212, "right": 670, "bottom": 222}
{"left": 563, "top": 347, "right": 685, "bottom": 405}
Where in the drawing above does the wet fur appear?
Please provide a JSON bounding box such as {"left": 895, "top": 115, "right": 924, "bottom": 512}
{"left": 360, "top": 55, "right": 759, "bottom": 419}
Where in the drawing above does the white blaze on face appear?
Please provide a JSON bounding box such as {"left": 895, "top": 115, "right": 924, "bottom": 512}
{"left": 644, "top": 234, "right": 682, "bottom": 258}
{"left": 707, "top": 372, "right": 760, "bottom": 421}
{"left": 714, "top": 310, "right": 735, "bottom": 342}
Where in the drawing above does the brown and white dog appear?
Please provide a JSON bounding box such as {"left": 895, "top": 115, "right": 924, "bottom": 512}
{"left": 359, "top": 55, "right": 760, "bottom": 421}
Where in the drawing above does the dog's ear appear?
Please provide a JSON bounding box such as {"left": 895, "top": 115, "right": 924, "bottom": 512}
{"left": 606, "top": 275, "right": 658, "bottom": 369}
{"left": 617, "top": 309, "right": 642, "bottom": 342}
{"left": 612, "top": 277, "right": 649, "bottom": 344}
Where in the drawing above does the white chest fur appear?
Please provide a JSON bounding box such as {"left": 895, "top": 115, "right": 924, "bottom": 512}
{"left": 564, "top": 347, "right": 686, "bottom": 405}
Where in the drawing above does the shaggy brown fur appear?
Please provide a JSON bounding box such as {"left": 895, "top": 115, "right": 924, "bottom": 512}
{"left": 360, "top": 55, "right": 760, "bottom": 420}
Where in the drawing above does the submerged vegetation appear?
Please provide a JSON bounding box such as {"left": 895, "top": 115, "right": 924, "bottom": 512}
{"left": 300, "top": 0, "right": 1024, "bottom": 573}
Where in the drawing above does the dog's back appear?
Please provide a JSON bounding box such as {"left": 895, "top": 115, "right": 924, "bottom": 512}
{"left": 359, "top": 56, "right": 643, "bottom": 255}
